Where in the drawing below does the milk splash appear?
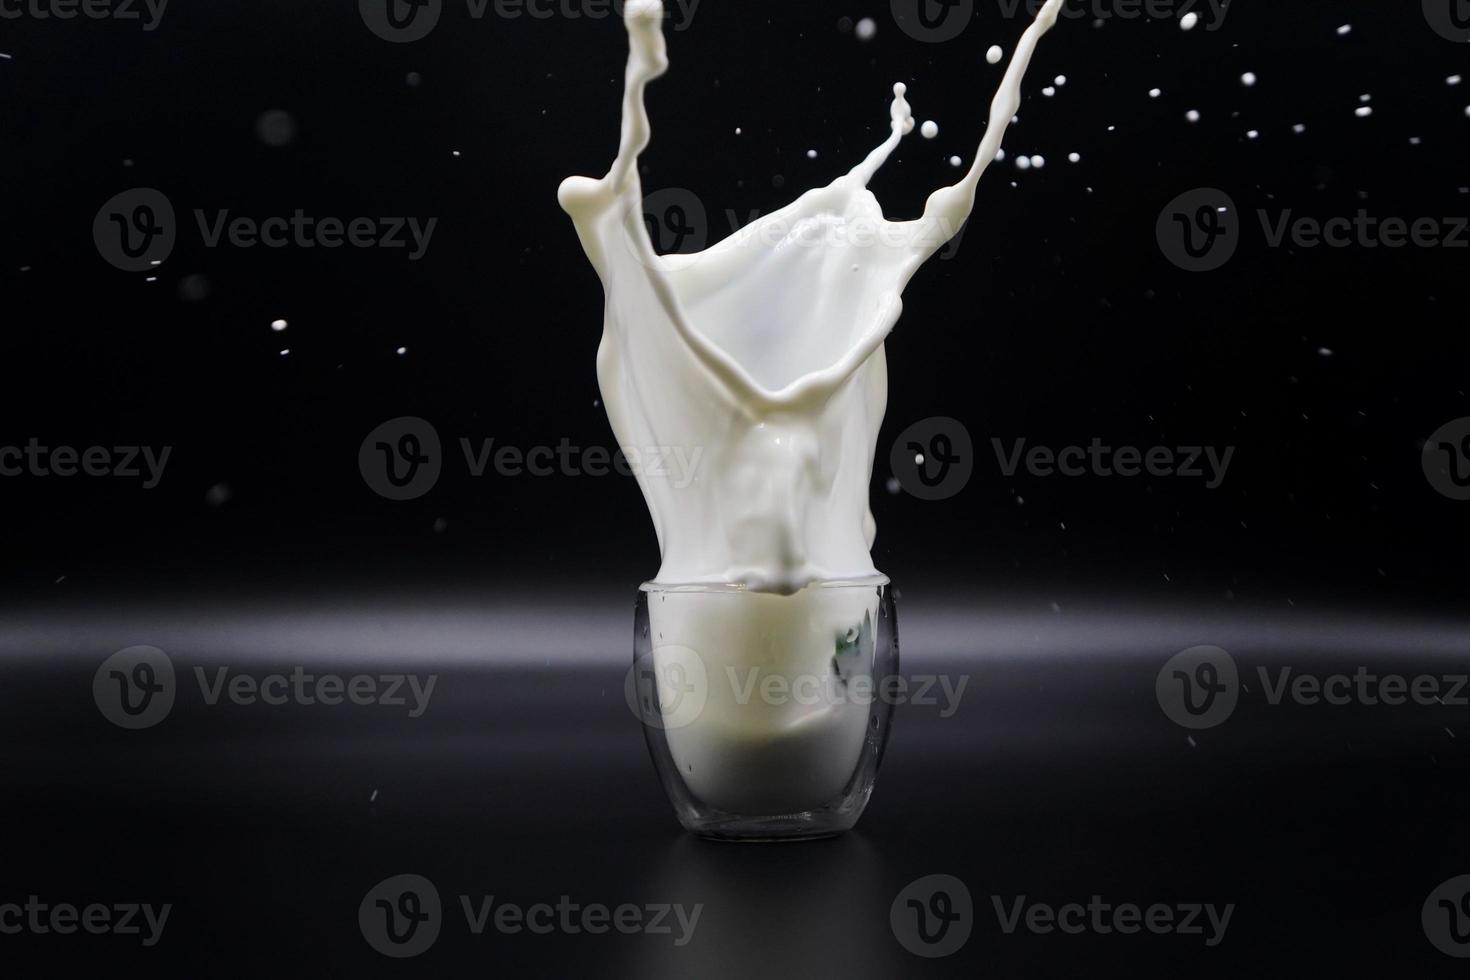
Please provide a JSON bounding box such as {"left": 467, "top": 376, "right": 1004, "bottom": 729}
{"left": 559, "top": 0, "right": 1064, "bottom": 593}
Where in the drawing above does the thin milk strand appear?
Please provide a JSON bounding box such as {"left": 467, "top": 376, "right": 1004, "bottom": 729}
{"left": 559, "top": 0, "right": 1065, "bottom": 593}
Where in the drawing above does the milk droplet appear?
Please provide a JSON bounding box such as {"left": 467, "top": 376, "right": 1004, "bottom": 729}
{"left": 734, "top": 126, "right": 742, "bottom": 135}
{"left": 1148, "top": 87, "right": 1161, "bottom": 98}
{"left": 1292, "top": 123, "right": 1306, "bottom": 134}
{"left": 1185, "top": 109, "right": 1200, "bottom": 123}
{"left": 1067, "top": 152, "right": 1080, "bottom": 162}
{"left": 1359, "top": 93, "right": 1371, "bottom": 102}
{"left": 986, "top": 45, "right": 1003, "bottom": 64}
{"left": 1042, "top": 86, "right": 1056, "bottom": 97}
{"left": 1030, "top": 154, "right": 1045, "bottom": 168}
{"left": 1354, "top": 106, "right": 1372, "bottom": 118}
{"left": 920, "top": 120, "right": 939, "bottom": 139}
{"left": 1240, "top": 72, "right": 1256, "bottom": 87}
{"left": 1246, "top": 129, "right": 1259, "bottom": 139}
{"left": 270, "top": 318, "right": 288, "bottom": 332}
{"left": 949, "top": 155, "right": 962, "bottom": 167}
{"left": 1015, "top": 155, "right": 1031, "bottom": 170}
{"left": 995, "top": 147, "right": 1006, "bottom": 162}
{"left": 1180, "top": 12, "right": 1198, "bottom": 30}
{"left": 854, "top": 17, "right": 876, "bottom": 41}
{"left": 279, "top": 349, "right": 290, "bottom": 356}
{"left": 1054, "top": 74, "right": 1066, "bottom": 86}
{"left": 396, "top": 346, "right": 408, "bottom": 355}
{"left": 1448, "top": 75, "right": 1463, "bottom": 86}
{"left": 1336, "top": 23, "right": 1352, "bottom": 36}
{"left": 806, "top": 148, "right": 818, "bottom": 158}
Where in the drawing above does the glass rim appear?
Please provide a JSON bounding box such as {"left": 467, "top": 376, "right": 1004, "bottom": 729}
{"left": 639, "top": 574, "right": 889, "bottom": 594}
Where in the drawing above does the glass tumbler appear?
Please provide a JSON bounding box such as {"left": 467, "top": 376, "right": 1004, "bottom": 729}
{"left": 628, "top": 578, "right": 898, "bottom": 841}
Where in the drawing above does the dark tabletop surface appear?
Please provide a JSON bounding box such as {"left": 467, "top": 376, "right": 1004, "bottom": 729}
{"left": 3, "top": 585, "right": 1467, "bottom": 977}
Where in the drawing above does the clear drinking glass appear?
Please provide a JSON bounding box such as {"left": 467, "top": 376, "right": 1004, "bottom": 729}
{"left": 629, "top": 578, "right": 898, "bottom": 841}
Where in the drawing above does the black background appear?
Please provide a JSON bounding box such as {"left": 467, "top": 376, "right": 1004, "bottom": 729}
{"left": 2, "top": 0, "right": 1470, "bottom": 975}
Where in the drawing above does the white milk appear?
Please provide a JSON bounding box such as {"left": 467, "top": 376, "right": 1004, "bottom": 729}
{"left": 561, "top": 0, "right": 1064, "bottom": 814}
{"left": 559, "top": 0, "right": 1063, "bottom": 594}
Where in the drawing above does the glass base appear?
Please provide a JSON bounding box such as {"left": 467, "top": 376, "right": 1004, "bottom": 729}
{"left": 629, "top": 578, "right": 898, "bottom": 841}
